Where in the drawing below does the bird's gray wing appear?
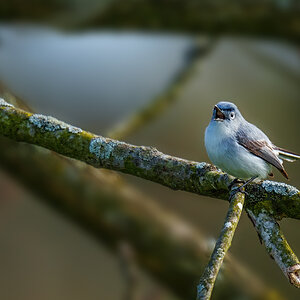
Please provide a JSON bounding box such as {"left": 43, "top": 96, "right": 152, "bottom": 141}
{"left": 236, "top": 128, "right": 288, "bottom": 179}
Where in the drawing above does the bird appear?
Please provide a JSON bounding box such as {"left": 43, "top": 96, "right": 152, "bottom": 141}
{"left": 205, "top": 101, "right": 300, "bottom": 187}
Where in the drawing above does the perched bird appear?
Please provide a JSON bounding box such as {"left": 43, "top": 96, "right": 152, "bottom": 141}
{"left": 205, "top": 101, "right": 300, "bottom": 185}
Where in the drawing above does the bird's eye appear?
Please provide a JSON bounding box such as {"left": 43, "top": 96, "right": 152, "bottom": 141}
{"left": 230, "top": 112, "right": 235, "bottom": 119}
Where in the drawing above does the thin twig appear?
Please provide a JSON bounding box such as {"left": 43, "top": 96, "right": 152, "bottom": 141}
{"left": 197, "top": 186, "right": 245, "bottom": 300}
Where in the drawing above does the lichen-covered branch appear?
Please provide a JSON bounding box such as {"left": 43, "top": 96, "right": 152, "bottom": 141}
{"left": 0, "top": 135, "right": 279, "bottom": 300}
{"left": 197, "top": 186, "right": 245, "bottom": 300}
{"left": 0, "top": 99, "right": 300, "bottom": 221}
{"left": 0, "top": 97, "right": 299, "bottom": 290}
{"left": 247, "top": 208, "right": 300, "bottom": 288}
{"left": 0, "top": 91, "right": 283, "bottom": 299}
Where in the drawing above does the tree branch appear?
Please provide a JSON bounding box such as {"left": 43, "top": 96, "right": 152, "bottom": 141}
{"left": 0, "top": 98, "right": 299, "bottom": 291}
{"left": 247, "top": 208, "right": 300, "bottom": 288}
{"left": 0, "top": 92, "right": 283, "bottom": 298}
{"left": 0, "top": 99, "right": 300, "bottom": 221}
{"left": 0, "top": 135, "right": 275, "bottom": 300}
{"left": 119, "top": 241, "right": 140, "bottom": 300}
{"left": 197, "top": 186, "right": 245, "bottom": 300}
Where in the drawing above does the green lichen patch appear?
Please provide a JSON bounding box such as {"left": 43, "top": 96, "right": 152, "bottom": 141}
{"left": 89, "top": 137, "right": 111, "bottom": 160}
{"left": 89, "top": 136, "right": 129, "bottom": 169}
{"left": 0, "top": 98, "right": 14, "bottom": 108}
{"left": 29, "top": 114, "right": 82, "bottom": 134}
{"left": 224, "top": 221, "right": 232, "bottom": 229}
{"left": 262, "top": 180, "right": 299, "bottom": 197}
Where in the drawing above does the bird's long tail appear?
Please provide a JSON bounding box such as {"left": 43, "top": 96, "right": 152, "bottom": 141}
{"left": 274, "top": 146, "right": 300, "bottom": 162}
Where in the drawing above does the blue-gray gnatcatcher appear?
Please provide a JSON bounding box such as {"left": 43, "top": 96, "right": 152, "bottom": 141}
{"left": 205, "top": 102, "right": 300, "bottom": 184}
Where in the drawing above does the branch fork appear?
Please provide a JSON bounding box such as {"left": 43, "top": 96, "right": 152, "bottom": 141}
{"left": 0, "top": 98, "right": 299, "bottom": 298}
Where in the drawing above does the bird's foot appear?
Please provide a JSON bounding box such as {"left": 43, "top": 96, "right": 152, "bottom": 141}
{"left": 229, "top": 186, "right": 248, "bottom": 200}
{"left": 229, "top": 176, "right": 258, "bottom": 200}
{"left": 228, "top": 178, "right": 245, "bottom": 191}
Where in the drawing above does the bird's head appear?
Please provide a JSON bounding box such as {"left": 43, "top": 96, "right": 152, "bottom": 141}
{"left": 212, "top": 102, "right": 243, "bottom": 126}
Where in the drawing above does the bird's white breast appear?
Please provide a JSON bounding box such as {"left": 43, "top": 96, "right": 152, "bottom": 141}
{"left": 205, "top": 121, "right": 271, "bottom": 179}
{"left": 205, "top": 121, "right": 232, "bottom": 167}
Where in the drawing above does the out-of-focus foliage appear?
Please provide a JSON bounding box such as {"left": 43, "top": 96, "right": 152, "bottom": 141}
{"left": 1, "top": 0, "right": 299, "bottom": 42}
{"left": 0, "top": 0, "right": 71, "bottom": 21}
{"left": 82, "top": 0, "right": 300, "bottom": 41}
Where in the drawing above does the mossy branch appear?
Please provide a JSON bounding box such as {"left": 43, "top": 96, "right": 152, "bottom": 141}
{"left": 0, "top": 90, "right": 282, "bottom": 299}
{"left": 197, "top": 185, "right": 245, "bottom": 299}
{"left": 0, "top": 99, "right": 299, "bottom": 220}
{"left": 247, "top": 208, "right": 300, "bottom": 288}
{"left": 0, "top": 98, "right": 299, "bottom": 290}
{"left": 0, "top": 132, "right": 278, "bottom": 300}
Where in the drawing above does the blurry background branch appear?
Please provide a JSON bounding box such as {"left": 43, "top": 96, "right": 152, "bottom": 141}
{"left": 77, "top": 0, "right": 300, "bottom": 43}
{"left": 1, "top": 0, "right": 299, "bottom": 42}
{"left": 0, "top": 87, "right": 282, "bottom": 299}
{"left": 118, "top": 241, "right": 139, "bottom": 300}
{"left": 107, "top": 37, "right": 213, "bottom": 140}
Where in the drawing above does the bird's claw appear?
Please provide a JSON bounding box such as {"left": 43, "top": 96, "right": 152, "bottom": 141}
{"left": 228, "top": 178, "right": 245, "bottom": 191}
{"left": 229, "top": 176, "right": 258, "bottom": 199}
{"left": 229, "top": 185, "right": 248, "bottom": 200}
{"left": 237, "top": 187, "right": 249, "bottom": 196}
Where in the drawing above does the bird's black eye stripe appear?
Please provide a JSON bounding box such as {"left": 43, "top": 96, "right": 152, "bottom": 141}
{"left": 220, "top": 108, "right": 235, "bottom": 119}
{"left": 222, "top": 109, "right": 233, "bottom": 113}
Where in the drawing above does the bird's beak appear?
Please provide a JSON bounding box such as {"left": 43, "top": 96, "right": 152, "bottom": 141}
{"left": 214, "top": 105, "right": 225, "bottom": 121}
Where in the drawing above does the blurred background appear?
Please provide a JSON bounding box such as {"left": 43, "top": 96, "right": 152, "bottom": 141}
{"left": 0, "top": 0, "right": 299, "bottom": 299}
